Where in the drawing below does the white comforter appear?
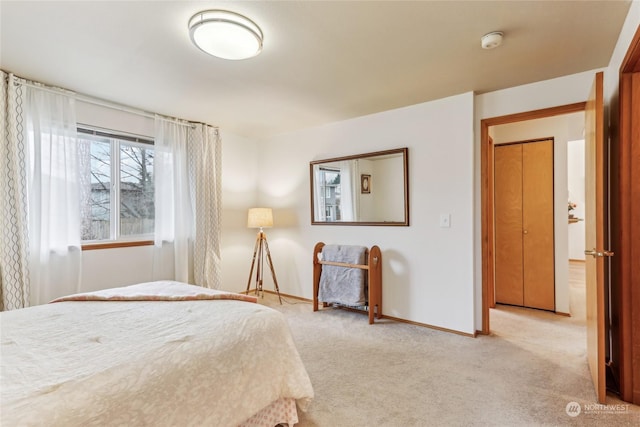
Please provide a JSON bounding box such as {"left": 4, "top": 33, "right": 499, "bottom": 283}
{"left": 0, "top": 281, "right": 313, "bottom": 426}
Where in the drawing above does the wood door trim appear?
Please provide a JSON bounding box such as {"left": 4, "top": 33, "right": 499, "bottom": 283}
{"left": 482, "top": 103, "right": 587, "bottom": 128}
{"left": 617, "top": 71, "right": 633, "bottom": 403}
{"left": 480, "top": 102, "right": 586, "bottom": 335}
{"left": 617, "top": 23, "right": 640, "bottom": 404}
{"left": 620, "top": 24, "right": 640, "bottom": 74}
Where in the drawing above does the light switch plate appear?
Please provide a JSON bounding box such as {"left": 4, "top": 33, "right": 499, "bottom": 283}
{"left": 440, "top": 213, "right": 451, "bottom": 228}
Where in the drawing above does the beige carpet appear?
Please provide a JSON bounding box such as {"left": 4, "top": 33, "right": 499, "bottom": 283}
{"left": 258, "top": 288, "right": 639, "bottom": 426}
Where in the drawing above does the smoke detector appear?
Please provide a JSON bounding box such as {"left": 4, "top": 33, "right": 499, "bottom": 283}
{"left": 481, "top": 31, "right": 503, "bottom": 49}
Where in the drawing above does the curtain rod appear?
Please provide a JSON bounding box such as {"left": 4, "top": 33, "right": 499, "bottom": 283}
{"left": 12, "top": 75, "right": 216, "bottom": 131}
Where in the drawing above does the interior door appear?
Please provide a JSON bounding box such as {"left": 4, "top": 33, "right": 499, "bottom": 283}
{"left": 494, "top": 140, "right": 554, "bottom": 310}
{"left": 584, "top": 71, "right": 609, "bottom": 403}
{"left": 494, "top": 144, "right": 524, "bottom": 306}
{"left": 522, "top": 140, "right": 555, "bottom": 310}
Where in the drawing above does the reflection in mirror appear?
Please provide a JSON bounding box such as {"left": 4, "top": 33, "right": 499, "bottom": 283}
{"left": 310, "top": 148, "right": 409, "bottom": 226}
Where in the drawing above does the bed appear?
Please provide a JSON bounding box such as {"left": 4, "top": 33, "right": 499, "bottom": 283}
{"left": 0, "top": 281, "right": 314, "bottom": 426}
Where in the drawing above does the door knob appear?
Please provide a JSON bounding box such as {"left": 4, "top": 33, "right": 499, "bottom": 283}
{"left": 584, "top": 248, "right": 615, "bottom": 258}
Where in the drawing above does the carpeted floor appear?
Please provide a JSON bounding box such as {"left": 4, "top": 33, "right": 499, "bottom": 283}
{"left": 259, "top": 290, "right": 640, "bottom": 426}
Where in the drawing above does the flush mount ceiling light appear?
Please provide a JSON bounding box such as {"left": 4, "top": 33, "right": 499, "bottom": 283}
{"left": 188, "top": 10, "right": 263, "bottom": 60}
{"left": 481, "top": 31, "right": 503, "bottom": 50}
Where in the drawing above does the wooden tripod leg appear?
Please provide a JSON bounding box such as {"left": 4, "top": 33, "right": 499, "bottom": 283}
{"left": 262, "top": 236, "right": 282, "bottom": 304}
{"left": 256, "top": 234, "right": 264, "bottom": 296}
{"left": 246, "top": 233, "right": 261, "bottom": 294}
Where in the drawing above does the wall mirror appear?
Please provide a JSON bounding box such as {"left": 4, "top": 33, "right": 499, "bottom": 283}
{"left": 310, "top": 147, "right": 409, "bottom": 226}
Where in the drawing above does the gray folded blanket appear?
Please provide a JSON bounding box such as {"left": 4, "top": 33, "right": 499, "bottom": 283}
{"left": 318, "top": 244, "right": 368, "bottom": 306}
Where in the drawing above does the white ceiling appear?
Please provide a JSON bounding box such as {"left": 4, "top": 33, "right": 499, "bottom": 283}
{"left": 0, "top": 1, "right": 631, "bottom": 138}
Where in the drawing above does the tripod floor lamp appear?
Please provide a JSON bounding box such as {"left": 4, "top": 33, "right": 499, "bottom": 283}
{"left": 246, "top": 207, "right": 282, "bottom": 303}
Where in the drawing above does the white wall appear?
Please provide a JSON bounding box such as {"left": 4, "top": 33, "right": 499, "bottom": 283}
{"left": 243, "top": 92, "right": 477, "bottom": 335}
{"left": 81, "top": 245, "right": 155, "bottom": 292}
{"left": 219, "top": 131, "right": 261, "bottom": 293}
{"left": 76, "top": 101, "right": 154, "bottom": 137}
{"left": 490, "top": 113, "right": 584, "bottom": 314}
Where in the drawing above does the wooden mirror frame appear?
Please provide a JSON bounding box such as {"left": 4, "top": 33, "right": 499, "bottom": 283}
{"left": 309, "top": 147, "right": 409, "bottom": 226}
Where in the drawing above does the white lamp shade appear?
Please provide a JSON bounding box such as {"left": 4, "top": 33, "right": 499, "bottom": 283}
{"left": 188, "top": 10, "right": 263, "bottom": 60}
{"left": 247, "top": 208, "right": 273, "bottom": 228}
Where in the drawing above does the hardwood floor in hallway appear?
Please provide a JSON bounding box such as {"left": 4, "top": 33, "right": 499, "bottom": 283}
{"left": 569, "top": 260, "right": 586, "bottom": 322}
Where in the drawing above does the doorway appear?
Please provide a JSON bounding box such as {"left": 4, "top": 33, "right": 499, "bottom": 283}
{"left": 480, "top": 102, "right": 586, "bottom": 332}
{"left": 483, "top": 107, "right": 591, "bottom": 401}
{"left": 484, "top": 106, "right": 585, "bottom": 322}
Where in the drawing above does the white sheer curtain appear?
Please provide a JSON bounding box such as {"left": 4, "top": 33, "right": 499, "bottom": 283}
{"left": 153, "top": 118, "right": 193, "bottom": 283}
{"left": 25, "top": 83, "right": 82, "bottom": 305}
{"left": 153, "top": 118, "right": 222, "bottom": 288}
{"left": 339, "top": 160, "right": 359, "bottom": 221}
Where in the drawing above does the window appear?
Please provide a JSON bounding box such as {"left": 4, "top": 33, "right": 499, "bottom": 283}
{"left": 78, "top": 128, "right": 154, "bottom": 242}
{"left": 317, "top": 167, "right": 341, "bottom": 221}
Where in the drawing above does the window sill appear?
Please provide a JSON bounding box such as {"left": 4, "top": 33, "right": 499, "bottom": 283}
{"left": 82, "top": 240, "right": 154, "bottom": 251}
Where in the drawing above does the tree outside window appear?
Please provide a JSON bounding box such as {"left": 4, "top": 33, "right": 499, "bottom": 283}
{"left": 78, "top": 130, "right": 154, "bottom": 241}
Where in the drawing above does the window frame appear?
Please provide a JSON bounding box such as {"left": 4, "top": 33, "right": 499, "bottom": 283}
{"left": 317, "top": 166, "right": 341, "bottom": 221}
{"left": 77, "top": 126, "right": 155, "bottom": 250}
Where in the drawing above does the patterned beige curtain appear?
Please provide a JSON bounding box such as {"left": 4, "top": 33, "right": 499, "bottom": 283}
{"left": 189, "top": 124, "right": 222, "bottom": 289}
{"left": 0, "top": 71, "right": 30, "bottom": 310}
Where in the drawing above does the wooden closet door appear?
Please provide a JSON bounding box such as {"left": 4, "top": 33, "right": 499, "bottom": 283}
{"left": 522, "top": 140, "right": 555, "bottom": 310}
{"left": 494, "top": 144, "right": 524, "bottom": 306}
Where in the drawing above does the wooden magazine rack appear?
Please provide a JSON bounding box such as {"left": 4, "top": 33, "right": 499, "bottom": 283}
{"left": 312, "top": 242, "right": 382, "bottom": 324}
